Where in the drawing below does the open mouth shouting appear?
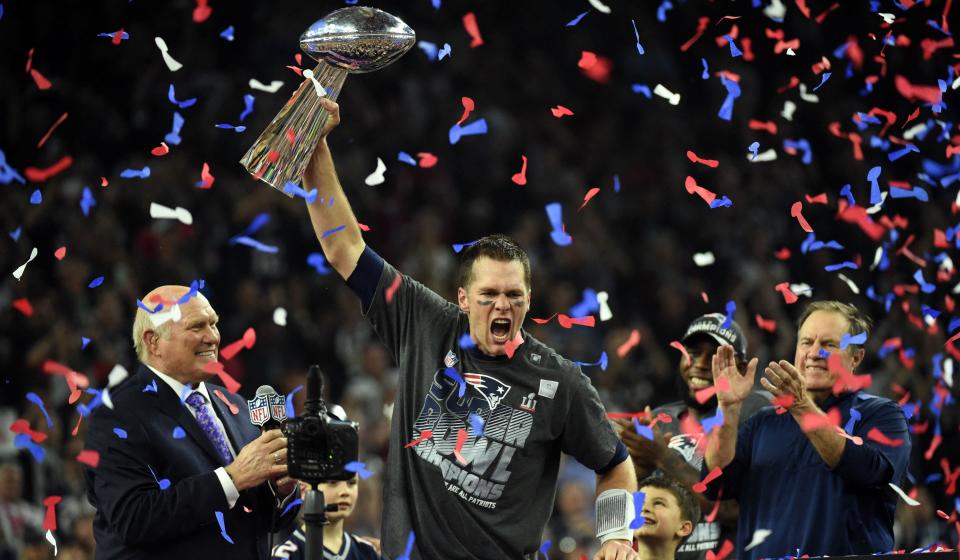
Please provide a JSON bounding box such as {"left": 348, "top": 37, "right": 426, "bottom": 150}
{"left": 491, "top": 318, "right": 512, "bottom": 344}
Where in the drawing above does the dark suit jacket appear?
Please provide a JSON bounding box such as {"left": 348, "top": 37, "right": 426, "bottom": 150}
{"left": 83, "top": 365, "right": 298, "bottom": 559}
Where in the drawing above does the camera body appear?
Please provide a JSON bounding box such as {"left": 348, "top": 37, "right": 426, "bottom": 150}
{"left": 285, "top": 413, "right": 359, "bottom": 483}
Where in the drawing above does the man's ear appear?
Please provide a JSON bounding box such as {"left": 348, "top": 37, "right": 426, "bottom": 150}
{"left": 851, "top": 347, "right": 865, "bottom": 370}
{"left": 677, "top": 520, "right": 694, "bottom": 540}
{"left": 457, "top": 287, "right": 469, "bottom": 313}
{"left": 142, "top": 330, "right": 159, "bottom": 356}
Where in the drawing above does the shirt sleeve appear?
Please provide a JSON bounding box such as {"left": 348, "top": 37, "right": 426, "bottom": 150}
{"left": 831, "top": 397, "right": 911, "bottom": 488}
{"left": 559, "top": 368, "right": 621, "bottom": 471}
{"left": 701, "top": 410, "right": 758, "bottom": 501}
{"left": 215, "top": 467, "right": 240, "bottom": 508}
{"left": 345, "top": 245, "right": 386, "bottom": 313}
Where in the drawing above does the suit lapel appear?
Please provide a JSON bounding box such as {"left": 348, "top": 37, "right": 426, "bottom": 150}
{"left": 137, "top": 365, "right": 226, "bottom": 467}
{"left": 207, "top": 383, "right": 255, "bottom": 454}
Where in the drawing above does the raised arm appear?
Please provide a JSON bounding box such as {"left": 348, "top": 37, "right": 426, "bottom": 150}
{"left": 705, "top": 345, "right": 757, "bottom": 470}
{"left": 302, "top": 99, "right": 366, "bottom": 280}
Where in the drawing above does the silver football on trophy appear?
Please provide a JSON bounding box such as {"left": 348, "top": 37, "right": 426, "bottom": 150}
{"left": 240, "top": 6, "right": 415, "bottom": 192}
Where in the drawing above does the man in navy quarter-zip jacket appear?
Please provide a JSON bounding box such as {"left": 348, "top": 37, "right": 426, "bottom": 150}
{"left": 702, "top": 300, "right": 910, "bottom": 560}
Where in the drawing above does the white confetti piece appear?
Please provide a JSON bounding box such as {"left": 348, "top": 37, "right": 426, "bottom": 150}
{"left": 107, "top": 363, "right": 129, "bottom": 388}
{"left": 781, "top": 100, "right": 796, "bottom": 121}
{"left": 249, "top": 79, "right": 284, "bottom": 93}
{"left": 653, "top": 84, "right": 681, "bottom": 105}
{"left": 364, "top": 157, "right": 387, "bottom": 186}
{"left": 45, "top": 529, "right": 57, "bottom": 556}
{"left": 744, "top": 529, "right": 772, "bottom": 551}
{"left": 866, "top": 191, "right": 887, "bottom": 215}
{"left": 939, "top": 255, "right": 954, "bottom": 273}
{"left": 837, "top": 273, "right": 861, "bottom": 294}
{"left": 888, "top": 482, "right": 920, "bottom": 506}
{"left": 902, "top": 122, "right": 927, "bottom": 140}
{"left": 273, "top": 307, "right": 287, "bottom": 326}
{"left": 944, "top": 359, "right": 954, "bottom": 389}
{"left": 597, "top": 291, "right": 612, "bottom": 322}
{"left": 749, "top": 149, "right": 778, "bottom": 162}
{"left": 878, "top": 12, "right": 896, "bottom": 24}
{"left": 693, "top": 252, "right": 715, "bottom": 267}
{"left": 587, "top": 0, "right": 612, "bottom": 13}
{"left": 763, "top": 0, "right": 786, "bottom": 19}
{"left": 786, "top": 47, "right": 796, "bottom": 56}
{"left": 952, "top": 75, "right": 960, "bottom": 90}
{"left": 149, "top": 202, "right": 193, "bottom": 225}
{"left": 870, "top": 247, "right": 884, "bottom": 271}
{"left": 149, "top": 303, "right": 182, "bottom": 328}
{"left": 798, "top": 83, "right": 819, "bottom": 103}
{"left": 154, "top": 36, "right": 183, "bottom": 72}
{"left": 790, "top": 283, "right": 813, "bottom": 298}
{"left": 301, "top": 68, "right": 327, "bottom": 97}
{"left": 12, "top": 247, "right": 38, "bottom": 281}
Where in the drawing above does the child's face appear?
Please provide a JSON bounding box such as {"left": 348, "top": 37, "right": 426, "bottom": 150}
{"left": 635, "top": 486, "right": 693, "bottom": 543}
{"left": 299, "top": 475, "right": 359, "bottom": 523}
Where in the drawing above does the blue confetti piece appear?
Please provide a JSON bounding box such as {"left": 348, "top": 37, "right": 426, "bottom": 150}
{"left": 630, "top": 491, "right": 646, "bottom": 529}
{"left": 723, "top": 35, "right": 742, "bottom": 57}
{"left": 395, "top": 531, "right": 415, "bottom": 560}
{"left": 230, "top": 236, "right": 279, "bottom": 253}
{"left": 215, "top": 123, "right": 246, "bottom": 133}
{"left": 165, "top": 112, "right": 184, "bottom": 145}
{"left": 417, "top": 41, "right": 438, "bottom": 61}
{"left": 147, "top": 465, "right": 171, "bottom": 490}
{"left": 220, "top": 25, "right": 235, "bottom": 41}
{"left": 701, "top": 408, "right": 724, "bottom": 434}
{"left": 345, "top": 461, "right": 373, "bottom": 479}
{"left": 444, "top": 367, "right": 466, "bottom": 398}
{"left": 839, "top": 184, "right": 855, "bottom": 206}
{"left": 172, "top": 426, "right": 186, "bottom": 439}
{"left": 613, "top": 174, "right": 621, "bottom": 193}
{"left": 397, "top": 151, "right": 417, "bottom": 166}
{"left": 545, "top": 202, "right": 572, "bottom": 246}
{"left": 452, "top": 240, "right": 479, "bottom": 253}
{"left": 701, "top": 58, "right": 709, "bottom": 80}
{"left": 722, "top": 301, "right": 735, "bottom": 329}
{"left": 431, "top": 0, "right": 440, "bottom": 9}
{"left": 709, "top": 195, "right": 733, "bottom": 208}
{"left": 240, "top": 213, "right": 270, "bottom": 236}
{"left": 889, "top": 185, "right": 928, "bottom": 201}
{"left": 0, "top": 149, "right": 26, "bottom": 185}
{"left": 469, "top": 413, "right": 485, "bottom": 437}
{"left": 81, "top": 336, "right": 91, "bottom": 349}
{"left": 97, "top": 30, "right": 129, "bottom": 40}
{"left": 458, "top": 333, "right": 475, "bottom": 349}
{"left": 783, "top": 138, "right": 812, "bottom": 165}
{"left": 812, "top": 72, "right": 832, "bottom": 92}
{"left": 631, "top": 84, "right": 652, "bottom": 98}
{"left": 566, "top": 11, "right": 588, "bottom": 26}
{"left": 120, "top": 166, "right": 151, "bottom": 179}
{"left": 747, "top": 141, "right": 759, "bottom": 160}
{"left": 574, "top": 351, "right": 608, "bottom": 371}
{"left": 438, "top": 43, "right": 452, "bottom": 60}
{"left": 824, "top": 261, "right": 857, "bottom": 272}
{"left": 27, "top": 392, "right": 53, "bottom": 428}
{"left": 88, "top": 276, "right": 105, "bottom": 288}
{"left": 239, "top": 94, "right": 255, "bottom": 122}
{"left": 306, "top": 252, "right": 332, "bottom": 274}
{"left": 448, "top": 118, "right": 488, "bottom": 145}
{"left": 113, "top": 428, "right": 128, "bottom": 439}
{"left": 80, "top": 186, "right": 96, "bottom": 216}
{"left": 631, "top": 19, "right": 645, "bottom": 54}
{"left": 30, "top": 189, "right": 42, "bottom": 204}
{"left": 10, "top": 227, "right": 21, "bottom": 241}
{"left": 214, "top": 511, "right": 234, "bottom": 544}
{"left": 570, "top": 288, "right": 599, "bottom": 318}
{"left": 633, "top": 417, "right": 653, "bottom": 440}
{"left": 913, "top": 269, "right": 935, "bottom": 293}
{"left": 867, "top": 166, "right": 882, "bottom": 205}
{"left": 948, "top": 317, "right": 960, "bottom": 334}
{"left": 281, "top": 498, "right": 302, "bottom": 518}
{"left": 539, "top": 540, "right": 551, "bottom": 560}
{"left": 840, "top": 332, "right": 867, "bottom": 349}
{"left": 143, "top": 380, "right": 158, "bottom": 393}
{"left": 282, "top": 181, "right": 318, "bottom": 203}
{"left": 656, "top": 0, "right": 673, "bottom": 22}
{"left": 286, "top": 385, "right": 303, "bottom": 419}
{"left": 843, "top": 408, "right": 861, "bottom": 434}
{"left": 321, "top": 225, "right": 346, "bottom": 238}
{"left": 888, "top": 144, "right": 919, "bottom": 162}
{"left": 14, "top": 434, "right": 45, "bottom": 463}
{"left": 167, "top": 84, "right": 197, "bottom": 109}
{"left": 818, "top": 348, "right": 831, "bottom": 358}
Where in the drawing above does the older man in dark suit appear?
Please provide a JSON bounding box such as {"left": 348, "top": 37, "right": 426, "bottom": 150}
{"left": 83, "top": 285, "right": 298, "bottom": 559}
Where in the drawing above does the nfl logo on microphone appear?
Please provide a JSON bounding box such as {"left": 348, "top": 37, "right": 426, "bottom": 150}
{"left": 248, "top": 395, "right": 270, "bottom": 426}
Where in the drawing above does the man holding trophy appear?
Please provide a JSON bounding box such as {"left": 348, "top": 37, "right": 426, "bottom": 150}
{"left": 240, "top": 7, "right": 639, "bottom": 559}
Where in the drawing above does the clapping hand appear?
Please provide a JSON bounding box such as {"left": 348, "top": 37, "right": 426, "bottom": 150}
{"left": 711, "top": 345, "right": 758, "bottom": 406}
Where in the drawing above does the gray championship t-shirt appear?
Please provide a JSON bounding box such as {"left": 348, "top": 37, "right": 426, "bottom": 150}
{"left": 364, "top": 260, "right": 620, "bottom": 559}
{"left": 653, "top": 392, "right": 770, "bottom": 560}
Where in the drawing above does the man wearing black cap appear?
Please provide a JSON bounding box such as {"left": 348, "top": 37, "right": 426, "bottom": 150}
{"left": 615, "top": 313, "right": 769, "bottom": 560}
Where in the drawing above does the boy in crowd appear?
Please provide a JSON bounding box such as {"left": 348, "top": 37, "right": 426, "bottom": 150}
{"left": 634, "top": 475, "right": 700, "bottom": 560}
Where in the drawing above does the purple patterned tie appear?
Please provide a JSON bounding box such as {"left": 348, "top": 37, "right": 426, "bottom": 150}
{"left": 185, "top": 391, "right": 233, "bottom": 465}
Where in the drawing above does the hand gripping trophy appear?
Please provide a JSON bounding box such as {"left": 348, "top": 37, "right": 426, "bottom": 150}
{"left": 240, "top": 6, "right": 415, "bottom": 192}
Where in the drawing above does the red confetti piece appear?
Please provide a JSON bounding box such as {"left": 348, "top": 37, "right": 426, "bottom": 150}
{"left": 579, "top": 187, "right": 600, "bottom": 211}
{"left": 12, "top": 298, "right": 34, "bottom": 316}
{"left": 550, "top": 105, "right": 574, "bottom": 118}
{"left": 794, "top": 0, "right": 811, "bottom": 17}
{"left": 836, "top": 201, "right": 886, "bottom": 242}
{"left": 924, "top": 434, "right": 942, "bottom": 461}
{"left": 686, "top": 150, "right": 719, "bottom": 168}
{"left": 30, "top": 69, "right": 52, "bottom": 90}
{"left": 26, "top": 48, "right": 35, "bottom": 72}
{"left": 670, "top": 340, "right": 691, "bottom": 368}
{"left": 42, "top": 496, "right": 62, "bottom": 531}
{"left": 54, "top": 246, "right": 66, "bottom": 260}
{"left": 456, "top": 96, "right": 475, "bottom": 126}
{"left": 358, "top": 222, "right": 371, "bottom": 232}
{"left": 776, "top": 75, "right": 800, "bottom": 93}
{"left": 100, "top": 176, "right": 108, "bottom": 187}
{"left": 405, "top": 430, "right": 433, "bottom": 448}
{"left": 771, "top": 394, "right": 796, "bottom": 414}
{"left": 693, "top": 466, "right": 722, "bottom": 493}
{"left": 755, "top": 314, "right": 777, "bottom": 333}
{"left": 701, "top": 291, "right": 710, "bottom": 303}
{"left": 453, "top": 428, "right": 468, "bottom": 463}
{"left": 9, "top": 419, "right": 48, "bottom": 443}
{"left": 213, "top": 389, "right": 240, "bottom": 415}
{"left": 557, "top": 314, "right": 595, "bottom": 328}
{"left": 416, "top": 152, "right": 438, "bottom": 168}
{"left": 111, "top": 28, "right": 124, "bottom": 46}
{"left": 202, "top": 361, "right": 241, "bottom": 394}
{"left": 748, "top": 120, "right": 778, "bottom": 135}
{"left": 707, "top": 540, "right": 734, "bottom": 560}
{"left": 385, "top": 271, "right": 402, "bottom": 303}
{"left": 704, "top": 492, "right": 723, "bottom": 523}
{"left": 799, "top": 408, "right": 842, "bottom": 433}
{"left": 25, "top": 155, "right": 73, "bottom": 183}
{"left": 866, "top": 427, "right": 904, "bottom": 447}
{"left": 42, "top": 360, "right": 88, "bottom": 403}
{"left": 774, "top": 247, "right": 791, "bottom": 260}
{"left": 680, "top": 17, "right": 710, "bottom": 52}
{"left": 941, "top": 459, "right": 960, "bottom": 495}
{"left": 504, "top": 331, "right": 524, "bottom": 358}
{"left": 220, "top": 327, "right": 256, "bottom": 361}
{"left": 695, "top": 386, "right": 717, "bottom": 404}
{"left": 774, "top": 282, "right": 798, "bottom": 304}
{"left": 193, "top": 0, "right": 212, "bottom": 22}
{"left": 151, "top": 142, "right": 170, "bottom": 156}
{"left": 814, "top": 3, "right": 841, "bottom": 23}
{"left": 684, "top": 176, "right": 717, "bottom": 205}
{"left": 462, "top": 12, "right": 484, "bottom": 48}
{"left": 790, "top": 201, "right": 813, "bottom": 233}
{"left": 805, "top": 193, "right": 828, "bottom": 205}
{"left": 617, "top": 329, "right": 641, "bottom": 358}
{"left": 71, "top": 413, "right": 83, "bottom": 436}
{"left": 811, "top": 56, "right": 831, "bottom": 75}
{"left": 76, "top": 450, "right": 100, "bottom": 468}
{"left": 37, "top": 112, "right": 68, "bottom": 148}
{"left": 511, "top": 155, "right": 528, "bottom": 186}
{"left": 894, "top": 75, "right": 942, "bottom": 104}
{"left": 577, "top": 51, "right": 612, "bottom": 83}
{"left": 198, "top": 162, "right": 214, "bottom": 189}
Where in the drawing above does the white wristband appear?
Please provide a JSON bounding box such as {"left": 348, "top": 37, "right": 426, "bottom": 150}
{"left": 596, "top": 489, "right": 635, "bottom": 543}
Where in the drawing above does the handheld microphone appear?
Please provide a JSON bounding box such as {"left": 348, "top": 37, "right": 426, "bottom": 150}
{"left": 247, "top": 385, "right": 287, "bottom": 432}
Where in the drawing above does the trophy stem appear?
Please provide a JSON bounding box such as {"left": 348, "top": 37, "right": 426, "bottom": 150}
{"left": 240, "top": 63, "right": 348, "bottom": 192}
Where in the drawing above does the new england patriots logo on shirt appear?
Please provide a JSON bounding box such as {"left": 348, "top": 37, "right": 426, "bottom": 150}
{"left": 463, "top": 373, "right": 511, "bottom": 410}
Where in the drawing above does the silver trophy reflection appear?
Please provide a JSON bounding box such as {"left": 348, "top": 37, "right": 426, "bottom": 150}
{"left": 240, "top": 7, "right": 415, "bottom": 192}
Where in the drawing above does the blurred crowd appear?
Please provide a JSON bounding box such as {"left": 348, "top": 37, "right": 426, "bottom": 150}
{"left": 2, "top": 0, "right": 959, "bottom": 558}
